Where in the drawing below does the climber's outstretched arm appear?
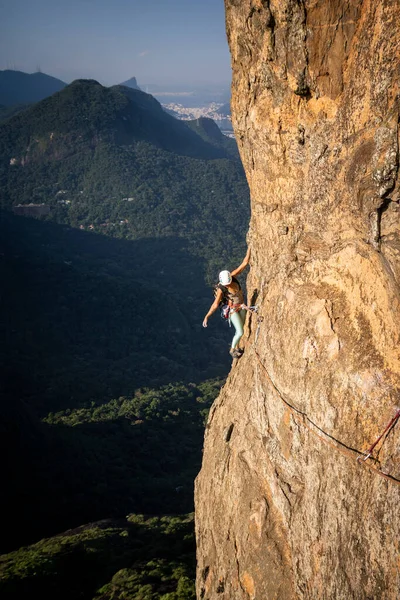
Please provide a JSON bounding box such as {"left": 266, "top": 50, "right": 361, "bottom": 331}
{"left": 231, "top": 247, "right": 251, "bottom": 277}
{"left": 203, "top": 288, "right": 224, "bottom": 328}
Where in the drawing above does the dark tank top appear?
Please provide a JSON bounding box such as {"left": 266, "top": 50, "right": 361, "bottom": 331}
{"left": 219, "top": 277, "right": 244, "bottom": 305}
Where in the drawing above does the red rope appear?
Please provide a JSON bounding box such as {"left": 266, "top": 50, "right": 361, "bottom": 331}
{"left": 358, "top": 409, "right": 400, "bottom": 461}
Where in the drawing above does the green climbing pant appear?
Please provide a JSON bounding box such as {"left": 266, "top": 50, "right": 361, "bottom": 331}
{"left": 230, "top": 308, "right": 246, "bottom": 349}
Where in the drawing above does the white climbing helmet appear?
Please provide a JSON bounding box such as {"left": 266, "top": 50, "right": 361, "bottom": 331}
{"left": 219, "top": 270, "right": 232, "bottom": 285}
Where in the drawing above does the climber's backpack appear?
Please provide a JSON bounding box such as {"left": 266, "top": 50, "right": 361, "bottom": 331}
{"left": 213, "top": 276, "right": 241, "bottom": 320}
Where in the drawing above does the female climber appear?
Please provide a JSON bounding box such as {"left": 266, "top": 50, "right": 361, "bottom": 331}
{"left": 202, "top": 248, "right": 251, "bottom": 358}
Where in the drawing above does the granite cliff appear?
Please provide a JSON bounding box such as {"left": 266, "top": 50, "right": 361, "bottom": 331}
{"left": 195, "top": 1, "right": 400, "bottom": 598}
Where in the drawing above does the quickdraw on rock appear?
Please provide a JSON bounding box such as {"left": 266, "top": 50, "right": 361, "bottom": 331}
{"left": 248, "top": 305, "right": 264, "bottom": 347}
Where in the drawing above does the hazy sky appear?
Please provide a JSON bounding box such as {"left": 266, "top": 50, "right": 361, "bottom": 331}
{"left": 0, "top": 0, "right": 231, "bottom": 86}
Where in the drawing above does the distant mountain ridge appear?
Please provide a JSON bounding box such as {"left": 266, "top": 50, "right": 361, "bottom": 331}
{"left": 120, "top": 75, "right": 141, "bottom": 90}
{"left": 0, "top": 79, "right": 233, "bottom": 163}
{"left": 0, "top": 69, "right": 66, "bottom": 106}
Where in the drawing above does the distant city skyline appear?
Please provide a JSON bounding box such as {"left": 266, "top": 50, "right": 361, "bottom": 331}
{"left": 0, "top": 0, "right": 232, "bottom": 87}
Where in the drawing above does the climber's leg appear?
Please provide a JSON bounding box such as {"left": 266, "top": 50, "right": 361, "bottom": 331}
{"left": 230, "top": 309, "right": 246, "bottom": 350}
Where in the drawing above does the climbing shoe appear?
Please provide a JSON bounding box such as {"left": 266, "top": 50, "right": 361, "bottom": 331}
{"left": 230, "top": 348, "right": 242, "bottom": 359}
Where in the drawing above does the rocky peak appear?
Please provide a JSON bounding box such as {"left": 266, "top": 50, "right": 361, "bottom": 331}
{"left": 120, "top": 76, "right": 141, "bottom": 90}
{"left": 195, "top": 1, "right": 400, "bottom": 598}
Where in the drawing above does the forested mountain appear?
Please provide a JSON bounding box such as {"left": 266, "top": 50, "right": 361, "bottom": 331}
{"left": 0, "top": 76, "right": 249, "bottom": 596}
{"left": 0, "top": 514, "right": 197, "bottom": 599}
{"left": 0, "top": 69, "right": 66, "bottom": 106}
{"left": 0, "top": 80, "right": 247, "bottom": 282}
{"left": 0, "top": 102, "right": 31, "bottom": 123}
{"left": 185, "top": 116, "right": 238, "bottom": 159}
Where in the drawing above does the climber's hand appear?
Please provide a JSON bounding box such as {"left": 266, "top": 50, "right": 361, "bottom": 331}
{"left": 202, "top": 317, "right": 208, "bottom": 328}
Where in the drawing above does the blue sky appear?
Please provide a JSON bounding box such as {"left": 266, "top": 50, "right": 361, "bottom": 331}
{"left": 0, "top": 0, "right": 231, "bottom": 87}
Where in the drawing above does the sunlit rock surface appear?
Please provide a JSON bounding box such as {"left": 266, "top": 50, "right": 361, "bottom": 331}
{"left": 195, "top": 1, "right": 400, "bottom": 598}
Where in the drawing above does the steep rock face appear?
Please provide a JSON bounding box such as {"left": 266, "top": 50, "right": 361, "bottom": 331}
{"left": 195, "top": 1, "right": 400, "bottom": 599}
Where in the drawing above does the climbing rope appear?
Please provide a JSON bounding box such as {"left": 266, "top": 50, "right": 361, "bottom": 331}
{"left": 248, "top": 315, "right": 400, "bottom": 485}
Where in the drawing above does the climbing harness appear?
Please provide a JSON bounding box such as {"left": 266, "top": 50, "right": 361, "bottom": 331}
{"left": 253, "top": 348, "right": 400, "bottom": 486}
{"left": 229, "top": 302, "right": 244, "bottom": 314}
{"left": 357, "top": 408, "right": 400, "bottom": 464}
{"left": 224, "top": 303, "right": 259, "bottom": 326}
{"left": 220, "top": 302, "right": 242, "bottom": 325}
